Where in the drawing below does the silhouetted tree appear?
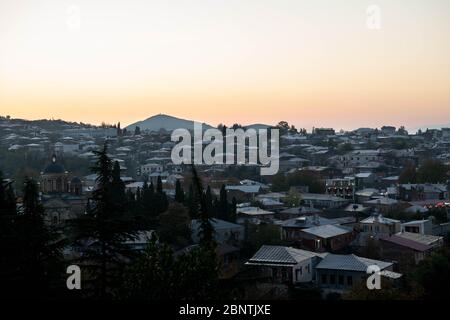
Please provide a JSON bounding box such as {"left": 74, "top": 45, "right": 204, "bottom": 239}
{"left": 13, "top": 178, "right": 64, "bottom": 298}
{"left": 73, "top": 144, "right": 136, "bottom": 298}
{"left": 175, "top": 179, "right": 185, "bottom": 203}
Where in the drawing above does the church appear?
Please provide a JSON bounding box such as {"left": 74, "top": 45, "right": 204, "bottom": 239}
{"left": 39, "top": 154, "right": 87, "bottom": 227}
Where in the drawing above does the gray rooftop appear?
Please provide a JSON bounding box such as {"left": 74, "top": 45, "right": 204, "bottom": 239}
{"left": 316, "top": 254, "right": 392, "bottom": 272}
{"left": 302, "top": 224, "right": 353, "bottom": 239}
{"left": 246, "top": 245, "right": 323, "bottom": 266}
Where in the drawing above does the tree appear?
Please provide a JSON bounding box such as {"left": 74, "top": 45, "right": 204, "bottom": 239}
{"left": 217, "top": 184, "right": 228, "bottom": 221}
{"left": 229, "top": 197, "right": 237, "bottom": 223}
{"left": 412, "top": 248, "right": 450, "bottom": 299}
{"left": 155, "top": 176, "right": 169, "bottom": 215}
{"left": 204, "top": 185, "right": 214, "bottom": 218}
{"left": 122, "top": 237, "right": 177, "bottom": 299}
{"left": 158, "top": 202, "right": 191, "bottom": 248}
{"left": 284, "top": 188, "right": 302, "bottom": 207}
{"left": 0, "top": 172, "right": 18, "bottom": 294}
{"left": 13, "top": 177, "right": 64, "bottom": 298}
{"left": 417, "top": 159, "right": 449, "bottom": 183}
{"left": 186, "top": 183, "right": 199, "bottom": 218}
{"left": 134, "top": 126, "right": 141, "bottom": 135}
{"left": 124, "top": 166, "right": 220, "bottom": 300}
{"left": 399, "top": 164, "right": 417, "bottom": 184}
{"left": 175, "top": 179, "right": 185, "bottom": 203}
{"left": 73, "top": 143, "right": 136, "bottom": 298}
{"left": 276, "top": 121, "right": 290, "bottom": 135}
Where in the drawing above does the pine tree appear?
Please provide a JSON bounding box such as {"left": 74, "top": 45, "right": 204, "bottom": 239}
{"left": 175, "top": 179, "right": 185, "bottom": 203}
{"left": 73, "top": 143, "right": 136, "bottom": 298}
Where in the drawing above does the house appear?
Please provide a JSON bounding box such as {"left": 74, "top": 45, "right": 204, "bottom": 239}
{"left": 281, "top": 215, "right": 336, "bottom": 241}
{"left": 191, "top": 218, "right": 244, "bottom": 245}
{"left": 315, "top": 254, "right": 397, "bottom": 293}
{"left": 245, "top": 245, "right": 325, "bottom": 284}
{"left": 277, "top": 206, "right": 322, "bottom": 220}
{"left": 339, "top": 150, "right": 382, "bottom": 168}
{"left": 401, "top": 219, "right": 433, "bottom": 235}
{"left": 354, "top": 188, "right": 380, "bottom": 203}
{"left": 298, "top": 224, "right": 354, "bottom": 252}
{"left": 225, "top": 185, "right": 261, "bottom": 201}
{"left": 379, "top": 232, "right": 444, "bottom": 271}
{"left": 298, "top": 193, "right": 349, "bottom": 209}
{"left": 363, "top": 197, "right": 406, "bottom": 214}
{"left": 359, "top": 214, "right": 401, "bottom": 236}
{"left": 246, "top": 246, "right": 400, "bottom": 292}
{"left": 236, "top": 206, "right": 275, "bottom": 224}
{"left": 354, "top": 172, "right": 376, "bottom": 190}
{"left": 398, "top": 183, "right": 449, "bottom": 201}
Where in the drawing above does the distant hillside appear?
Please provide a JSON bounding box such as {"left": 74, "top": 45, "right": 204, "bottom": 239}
{"left": 0, "top": 116, "right": 96, "bottom": 131}
{"left": 125, "top": 114, "right": 212, "bottom": 132}
{"left": 244, "top": 123, "right": 272, "bottom": 130}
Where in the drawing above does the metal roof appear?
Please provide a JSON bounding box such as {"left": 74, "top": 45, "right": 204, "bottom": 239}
{"left": 302, "top": 224, "right": 353, "bottom": 239}
{"left": 247, "top": 245, "right": 323, "bottom": 266}
{"left": 316, "top": 254, "right": 392, "bottom": 272}
{"left": 379, "top": 234, "right": 431, "bottom": 252}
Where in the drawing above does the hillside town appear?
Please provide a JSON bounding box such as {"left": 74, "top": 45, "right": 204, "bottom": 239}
{"left": 1, "top": 114, "right": 449, "bottom": 300}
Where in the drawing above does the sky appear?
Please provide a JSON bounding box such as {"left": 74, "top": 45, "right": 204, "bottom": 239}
{"left": 1, "top": 0, "right": 449, "bottom": 131}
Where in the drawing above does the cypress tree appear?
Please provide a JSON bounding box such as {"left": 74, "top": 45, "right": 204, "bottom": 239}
{"left": 175, "top": 179, "right": 185, "bottom": 203}
{"left": 14, "top": 177, "right": 64, "bottom": 298}
{"left": 218, "top": 184, "right": 228, "bottom": 221}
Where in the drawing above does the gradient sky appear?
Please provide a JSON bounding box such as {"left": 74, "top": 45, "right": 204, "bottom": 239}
{"left": 1, "top": 0, "right": 449, "bottom": 131}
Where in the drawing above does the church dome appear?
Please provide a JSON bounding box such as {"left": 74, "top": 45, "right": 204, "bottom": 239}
{"left": 43, "top": 155, "right": 66, "bottom": 174}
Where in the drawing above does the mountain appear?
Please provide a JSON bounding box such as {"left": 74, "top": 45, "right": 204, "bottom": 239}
{"left": 125, "top": 114, "right": 213, "bottom": 132}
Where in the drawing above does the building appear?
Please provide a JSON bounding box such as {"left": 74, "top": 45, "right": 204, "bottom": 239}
{"left": 379, "top": 232, "right": 444, "bottom": 271}
{"left": 39, "top": 154, "right": 86, "bottom": 227}
{"left": 398, "top": 183, "right": 449, "bottom": 201}
{"left": 315, "top": 254, "right": 397, "bottom": 293}
{"left": 40, "top": 154, "right": 71, "bottom": 194}
{"left": 298, "top": 193, "right": 349, "bottom": 209}
{"left": 225, "top": 185, "right": 261, "bottom": 201}
{"left": 245, "top": 245, "right": 325, "bottom": 284}
{"left": 401, "top": 219, "right": 433, "bottom": 235}
{"left": 363, "top": 197, "right": 406, "bottom": 214}
{"left": 191, "top": 218, "right": 244, "bottom": 244}
{"left": 282, "top": 215, "right": 336, "bottom": 241}
{"left": 359, "top": 214, "right": 401, "bottom": 236}
{"left": 236, "top": 206, "right": 275, "bottom": 224}
{"left": 297, "top": 224, "right": 354, "bottom": 252}
{"left": 326, "top": 177, "right": 355, "bottom": 200}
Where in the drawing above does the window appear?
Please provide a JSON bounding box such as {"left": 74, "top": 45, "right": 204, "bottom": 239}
{"left": 338, "top": 275, "right": 344, "bottom": 285}
{"left": 321, "top": 274, "right": 327, "bottom": 284}
{"left": 330, "top": 275, "right": 336, "bottom": 285}
{"left": 347, "top": 276, "right": 353, "bottom": 286}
